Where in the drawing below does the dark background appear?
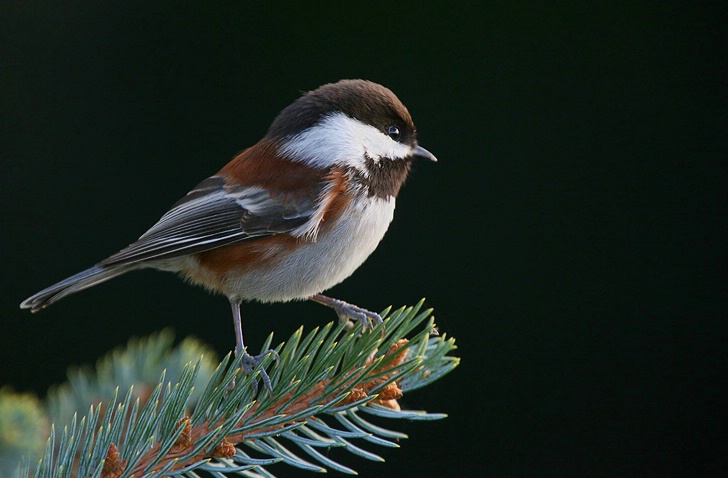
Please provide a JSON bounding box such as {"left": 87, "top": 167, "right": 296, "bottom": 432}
{"left": 1, "top": 2, "right": 726, "bottom": 476}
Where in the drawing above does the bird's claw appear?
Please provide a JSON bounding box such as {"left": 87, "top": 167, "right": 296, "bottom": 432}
{"left": 332, "top": 300, "right": 383, "bottom": 332}
{"left": 231, "top": 349, "right": 279, "bottom": 395}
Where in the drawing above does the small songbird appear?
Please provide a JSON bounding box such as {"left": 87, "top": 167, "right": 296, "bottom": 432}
{"left": 20, "top": 79, "right": 436, "bottom": 376}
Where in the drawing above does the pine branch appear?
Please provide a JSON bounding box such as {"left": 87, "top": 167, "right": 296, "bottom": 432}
{"left": 18, "top": 301, "right": 459, "bottom": 478}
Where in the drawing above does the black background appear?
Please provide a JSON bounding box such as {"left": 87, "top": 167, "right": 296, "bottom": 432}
{"left": 1, "top": 2, "right": 726, "bottom": 476}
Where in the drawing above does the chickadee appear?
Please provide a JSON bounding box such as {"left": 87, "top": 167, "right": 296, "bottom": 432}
{"left": 20, "top": 79, "right": 436, "bottom": 377}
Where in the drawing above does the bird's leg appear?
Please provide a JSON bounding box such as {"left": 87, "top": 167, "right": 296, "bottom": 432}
{"left": 310, "top": 294, "right": 383, "bottom": 331}
{"left": 230, "top": 300, "right": 278, "bottom": 393}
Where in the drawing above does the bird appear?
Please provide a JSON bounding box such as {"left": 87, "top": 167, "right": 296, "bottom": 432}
{"left": 20, "top": 79, "right": 437, "bottom": 385}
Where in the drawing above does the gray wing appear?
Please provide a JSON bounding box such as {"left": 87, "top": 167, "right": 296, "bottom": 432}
{"left": 99, "top": 176, "right": 315, "bottom": 267}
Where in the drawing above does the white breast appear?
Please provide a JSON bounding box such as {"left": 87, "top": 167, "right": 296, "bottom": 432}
{"left": 224, "top": 196, "right": 396, "bottom": 302}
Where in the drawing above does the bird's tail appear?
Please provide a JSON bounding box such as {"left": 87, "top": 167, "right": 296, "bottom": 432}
{"left": 20, "top": 264, "right": 138, "bottom": 312}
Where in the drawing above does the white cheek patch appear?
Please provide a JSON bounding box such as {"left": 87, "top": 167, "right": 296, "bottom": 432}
{"left": 279, "top": 112, "right": 413, "bottom": 171}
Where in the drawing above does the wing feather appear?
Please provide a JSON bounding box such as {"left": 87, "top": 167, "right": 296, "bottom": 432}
{"left": 99, "top": 176, "right": 315, "bottom": 266}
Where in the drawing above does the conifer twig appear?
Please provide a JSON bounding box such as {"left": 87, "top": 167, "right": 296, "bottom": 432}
{"left": 21, "top": 301, "right": 459, "bottom": 478}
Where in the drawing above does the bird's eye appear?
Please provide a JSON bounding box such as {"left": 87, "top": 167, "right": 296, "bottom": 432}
{"left": 387, "top": 125, "right": 401, "bottom": 141}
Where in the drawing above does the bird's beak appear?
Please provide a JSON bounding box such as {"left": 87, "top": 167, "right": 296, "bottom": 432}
{"left": 412, "top": 145, "right": 438, "bottom": 162}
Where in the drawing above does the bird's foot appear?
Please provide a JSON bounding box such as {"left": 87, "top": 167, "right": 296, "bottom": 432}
{"left": 231, "top": 349, "right": 279, "bottom": 394}
{"left": 331, "top": 299, "right": 383, "bottom": 332}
